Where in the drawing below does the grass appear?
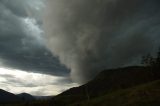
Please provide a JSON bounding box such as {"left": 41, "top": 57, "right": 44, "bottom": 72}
{"left": 70, "top": 79, "right": 160, "bottom": 106}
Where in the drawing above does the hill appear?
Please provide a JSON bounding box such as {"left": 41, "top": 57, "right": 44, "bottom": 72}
{"left": 17, "top": 93, "right": 36, "bottom": 102}
{"left": 51, "top": 66, "right": 160, "bottom": 105}
{"left": 0, "top": 66, "right": 160, "bottom": 106}
{"left": 0, "top": 89, "right": 22, "bottom": 104}
{"left": 71, "top": 79, "right": 160, "bottom": 106}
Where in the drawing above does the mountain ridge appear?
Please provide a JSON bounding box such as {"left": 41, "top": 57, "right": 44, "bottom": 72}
{"left": 17, "top": 93, "right": 36, "bottom": 102}
{"left": 51, "top": 66, "right": 160, "bottom": 105}
{"left": 0, "top": 66, "right": 160, "bottom": 106}
{"left": 0, "top": 89, "right": 22, "bottom": 104}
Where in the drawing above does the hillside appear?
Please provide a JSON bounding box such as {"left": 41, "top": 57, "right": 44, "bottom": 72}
{"left": 52, "top": 66, "right": 160, "bottom": 105}
{"left": 71, "top": 79, "right": 160, "bottom": 106}
{"left": 0, "top": 89, "right": 22, "bottom": 104}
{"left": 0, "top": 66, "right": 160, "bottom": 106}
{"left": 17, "top": 93, "right": 36, "bottom": 102}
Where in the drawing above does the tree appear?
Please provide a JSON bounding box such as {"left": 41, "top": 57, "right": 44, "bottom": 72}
{"left": 141, "top": 54, "right": 155, "bottom": 67}
{"left": 141, "top": 48, "right": 160, "bottom": 78}
{"left": 156, "top": 47, "right": 160, "bottom": 67}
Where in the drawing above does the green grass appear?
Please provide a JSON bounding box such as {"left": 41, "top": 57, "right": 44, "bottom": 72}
{"left": 70, "top": 80, "right": 160, "bottom": 106}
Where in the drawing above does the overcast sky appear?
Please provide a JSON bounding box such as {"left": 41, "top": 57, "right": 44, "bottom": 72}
{"left": 1, "top": 0, "right": 160, "bottom": 95}
{"left": 0, "top": 0, "right": 77, "bottom": 96}
{"left": 44, "top": 0, "right": 160, "bottom": 83}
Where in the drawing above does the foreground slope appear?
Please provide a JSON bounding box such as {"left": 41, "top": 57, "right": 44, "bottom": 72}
{"left": 71, "top": 79, "right": 160, "bottom": 106}
{"left": 52, "top": 66, "right": 160, "bottom": 105}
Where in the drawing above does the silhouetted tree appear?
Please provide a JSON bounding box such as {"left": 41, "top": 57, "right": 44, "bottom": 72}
{"left": 141, "top": 48, "right": 160, "bottom": 78}
{"left": 141, "top": 54, "right": 155, "bottom": 67}
{"left": 156, "top": 47, "right": 160, "bottom": 67}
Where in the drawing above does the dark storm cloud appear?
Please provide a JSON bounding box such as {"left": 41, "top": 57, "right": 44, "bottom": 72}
{"left": 44, "top": 0, "right": 160, "bottom": 83}
{"left": 1, "top": 0, "right": 28, "bottom": 17}
{"left": 0, "top": 0, "right": 69, "bottom": 76}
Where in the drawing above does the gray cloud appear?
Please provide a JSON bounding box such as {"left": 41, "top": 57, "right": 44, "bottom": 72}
{"left": 0, "top": 74, "right": 37, "bottom": 87}
{"left": 44, "top": 0, "right": 160, "bottom": 83}
{"left": 0, "top": 73, "right": 70, "bottom": 88}
{"left": 0, "top": 69, "right": 77, "bottom": 96}
{"left": 0, "top": 0, "right": 69, "bottom": 76}
{"left": 1, "top": 0, "right": 28, "bottom": 17}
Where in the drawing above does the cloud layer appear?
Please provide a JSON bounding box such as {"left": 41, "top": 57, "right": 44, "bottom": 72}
{"left": 0, "top": 0, "right": 68, "bottom": 76}
{"left": 44, "top": 0, "right": 160, "bottom": 83}
{"left": 0, "top": 68, "right": 77, "bottom": 96}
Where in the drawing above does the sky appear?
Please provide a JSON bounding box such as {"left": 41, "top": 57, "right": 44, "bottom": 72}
{"left": 0, "top": 0, "right": 77, "bottom": 96}
{"left": 0, "top": 0, "right": 160, "bottom": 95}
{"left": 44, "top": 0, "right": 160, "bottom": 83}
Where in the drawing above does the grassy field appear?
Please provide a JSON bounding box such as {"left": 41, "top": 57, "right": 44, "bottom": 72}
{"left": 71, "top": 79, "right": 160, "bottom": 106}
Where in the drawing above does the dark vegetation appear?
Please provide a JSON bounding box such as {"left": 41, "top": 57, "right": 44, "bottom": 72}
{"left": 0, "top": 89, "right": 22, "bottom": 104}
{"left": 17, "top": 93, "right": 36, "bottom": 102}
{"left": 0, "top": 50, "right": 160, "bottom": 106}
{"left": 141, "top": 48, "right": 160, "bottom": 78}
{"left": 71, "top": 80, "right": 160, "bottom": 106}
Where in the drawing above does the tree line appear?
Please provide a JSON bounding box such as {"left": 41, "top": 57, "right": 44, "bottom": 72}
{"left": 141, "top": 48, "right": 160, "bottom": 77}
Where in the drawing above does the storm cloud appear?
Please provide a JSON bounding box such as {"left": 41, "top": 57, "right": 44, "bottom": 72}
{"left": 0, "top": 0, "right": 68, "bottom": 76}
{"left": 44, "top": 0, "right": 160, "bottom": 83}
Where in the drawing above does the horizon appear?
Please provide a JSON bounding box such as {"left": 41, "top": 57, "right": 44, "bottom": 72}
{"left": 0, "top": 0, "right": 160, "bottom": 96}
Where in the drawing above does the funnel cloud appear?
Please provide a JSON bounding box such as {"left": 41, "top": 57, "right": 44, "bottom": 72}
{"left": 44, "top": 0, "right": 160, "bottom": 83}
